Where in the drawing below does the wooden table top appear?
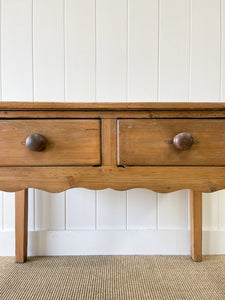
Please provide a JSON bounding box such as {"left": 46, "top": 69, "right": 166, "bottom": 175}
{"left": 0, "top": 101, "right": 225, "bottom": 111}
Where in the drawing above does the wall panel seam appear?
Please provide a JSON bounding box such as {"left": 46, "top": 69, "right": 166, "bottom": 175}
{"left": 126, "top": 0, "right": 129, "bottom": 231}
{"left": 0, "top": 0, "right": 2, "bottom": 231}
{"left": 220, "top": 0, "right": 223, "bottom": 101}
{"left": 157, "top": 0, "right": 161, "bottom": 101}
{"left": 188, "top": 0, "right": 192, "bottom": 103}
{"left": 95, "top": 0, "right": 97, "bottom": 231}
{"left": 0, "top": 0, "right": 2, "bottom": 101}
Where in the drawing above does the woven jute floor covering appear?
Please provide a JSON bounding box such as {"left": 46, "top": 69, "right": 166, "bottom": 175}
{"left": 0, "top": 256, "right": 225, "bottom": 300}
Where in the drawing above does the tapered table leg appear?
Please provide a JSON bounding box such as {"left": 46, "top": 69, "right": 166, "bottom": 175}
{"left": 15, "top": 189, "right": 28, "bottom": 263}
{"left": 190, "top": 190, "right": 202, "bottom": 262}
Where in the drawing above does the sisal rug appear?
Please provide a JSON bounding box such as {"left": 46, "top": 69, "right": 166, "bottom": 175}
{"left": 0, "top": 255, "right": 225, "bottom": 299}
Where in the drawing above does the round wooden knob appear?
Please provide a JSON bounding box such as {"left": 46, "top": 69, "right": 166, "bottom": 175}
{"left": 173, "top": 132, "right": 193, "bottom": 150}
{"left": 25, "top": 134, "right": 47, "bottom": 151}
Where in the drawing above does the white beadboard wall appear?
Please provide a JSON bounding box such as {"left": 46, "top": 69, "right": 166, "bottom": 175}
{"left": 0, "top": 0, "right": 225, "bottom": 256}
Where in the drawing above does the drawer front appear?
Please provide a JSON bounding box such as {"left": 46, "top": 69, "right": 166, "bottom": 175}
{"left": 0, "top": 120, "right": 100, "bottom": 166}
{"left": 118, "top": 119, "right": 225, "bottom": 166}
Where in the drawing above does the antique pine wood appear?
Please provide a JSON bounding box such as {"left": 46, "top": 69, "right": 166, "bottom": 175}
{"left": 0, "top": 120, "right": 100, "bottom": 166}
{"left": 1, "top": 166, "right": 225, "bottom": 192}
{"left": 190, "top": 190, "right": 202, "bottom": 262}
{"left": 102, "top": 119, "right": 117, "bottom": 166}
{"left": 1, "top": 101, "right": 225, "bottom": 110}
{"left": 118, "top": 119, "right": 225, "bottom": 166}
{"left": 15, "top": 189, "right": 28, "bottom": 263}
{"left": 2, "top": 110, "right": 225, "bottom": 119}
{"left": 0, "top": 102, "right": 222, "bottom": 263}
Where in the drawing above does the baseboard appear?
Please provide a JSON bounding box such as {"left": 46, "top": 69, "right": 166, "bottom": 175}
{"left": 0, "top": 230, "right": 224, "bottom": 256}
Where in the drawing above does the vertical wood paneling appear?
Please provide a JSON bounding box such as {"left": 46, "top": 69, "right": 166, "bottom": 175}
{"left": 1, "top": 0, "right": 33, "bottom": 100}
{"left": 125, "top": 0, "right": 158, "bottom": 231}
{"left": 218, "top": 192, "right": 225, "bottom": 230}
{"left": 159, "top": 0, "right": 190, "bottom": 101}
{"left": 127, "top": 189, "right": 156, "bottom": 229}
{"left": 65, "top": 0, "right": 95, "bottom": 101}
{"left": 202, "top": 193, "right": 219, "bottom": 230}
{"left": 96, "top": 0, "right": 127, "bottom": 229}
{"left": 97, "top": 189, "right": 126, "bottom": 229}
{"left": 191, "top": 0, "right": 221, "bottom": 231}
{"left": 96, "top": 0, "right": 127, "bottom": 101}
{"left": 28, "top": 189, "right": 35, "bottom": 230}
{"left": 0, "top": 0, "right": 1, "bottom": 231}
{"left": 33, "top": 0, "right": 65, "bottom": 230}
{"left": 222, "top": 0, "right": 225, "bottom": 100}
{"left": 3, "top": 192, "right": 15, "bottom": 231}
{"left": 35, "top": 190, "right": 65, "bottom": 230}
{"left": 33, "top": 0, "right": 64, "bottom": 101}
{"left": 158, "top": 191, "right": 189, "bottom": 230}
{"left": 0, "top": 0, "right": 2, "bottom": 231}
{"left": 158, "top": 1, "right": 189, "bottom": 230}
{"left": 190, "top": 0, "right": 220, "bottom": 101}
{"left": 128, "top": 0, "right": 158, "bottom": 101}
{"left": 219, "top": 1, "right": 225, "bottom": 231}
{"left": 0, "top": 193, "right": 3, "bottom": 230}
{"left": 66, "top": 189, "right": 95, "bottom": 230}
{"left": 65, "top": 0, "right": 96, "bottom": 229}
{"left": 1, "top": 0, "right": 33, "bottom": 232}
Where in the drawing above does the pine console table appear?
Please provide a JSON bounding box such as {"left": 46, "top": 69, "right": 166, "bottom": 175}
{"left": 1, "top": 102, "right": 225, "bottom": 263}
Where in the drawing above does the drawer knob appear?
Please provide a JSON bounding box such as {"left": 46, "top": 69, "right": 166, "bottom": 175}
{"left": 173, "top": 132, "right": 193, "bottom": 150}
{"left": 25, "top": 134, "right": 47, "bottom": 151}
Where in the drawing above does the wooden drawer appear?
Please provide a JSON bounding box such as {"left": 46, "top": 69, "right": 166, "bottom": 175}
{"left": 117, "top": 119, "right": 225, "bottom": 166}
{"left": 0, "top": 120, "right": 101, "bottom": 166}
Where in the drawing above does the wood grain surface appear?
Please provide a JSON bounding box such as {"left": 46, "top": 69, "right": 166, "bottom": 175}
{"left": 0, "top": 119, "right": 101, "bottom": 166}
{"left": 15, "top": 189, "right": 28, "bottom": 263}
{"left": 190, "top": 190, "right": 202, "bottom": 262}
{"left": 0, "top": 166, "right": 224, "bottom": 193}
{"left": 118, "top": 119, "right": 225, "bottom": 166}
{"left": 102, "top": 119, "right": 117, "bottom": 166}
{"left": 0, "top": 102, "right": 222, "bottom": 263}
{"left": 1, "top": 110, "right": 225, "bottom": 119}
{"left": 0, "top": 101, "right": 225, "bottom": 110}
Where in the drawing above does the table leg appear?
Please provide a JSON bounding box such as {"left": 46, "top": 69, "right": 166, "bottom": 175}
{"left": 15, "top": 189, "right": 28, "bottom": 263}
{"left": 190, "top": 190, "right": 202, "bottom": 262}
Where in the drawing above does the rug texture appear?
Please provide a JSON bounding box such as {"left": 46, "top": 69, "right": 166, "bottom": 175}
{"left": 0, "top": 255, "right": 225, "bottom": 299}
